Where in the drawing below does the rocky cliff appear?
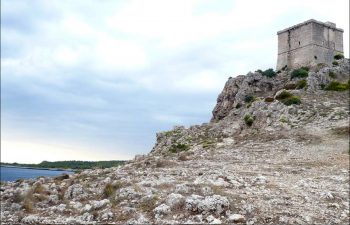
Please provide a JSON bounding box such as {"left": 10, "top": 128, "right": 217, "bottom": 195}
{"left": 1, "top": 59, "right": 349, "bottom": 224}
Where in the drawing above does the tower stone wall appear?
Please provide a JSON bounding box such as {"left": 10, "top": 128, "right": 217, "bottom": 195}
{"left": 276, "top": 19, "right": 344, "bottom": 70}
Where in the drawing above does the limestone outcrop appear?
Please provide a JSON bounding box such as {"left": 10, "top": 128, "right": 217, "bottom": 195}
{"left": 1, "top": 59, "right": 349, "bottom": 224}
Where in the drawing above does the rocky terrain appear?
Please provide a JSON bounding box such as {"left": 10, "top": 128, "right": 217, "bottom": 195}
{"left": 1, "top": 58, "right": 349, "bottom": 224}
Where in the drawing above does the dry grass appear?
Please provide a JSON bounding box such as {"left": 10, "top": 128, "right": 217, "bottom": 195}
{"left": 34, "top": 194, "right": 48, "bottom": 202}
{"left": 178, "top": 154, "right": 188, "bottom": 161}
{"left": 331, "top": 126, "right": 349, "bottom": 136}
{"left": 58, "top": 187, "right": 68, "bottom": 200}
{"left": 13, "top": 191, "right": 24, "bottom": 203}
{"left": 33, "top": 183, "right": 47, "bottom": 195}
{"left": 155, "top": 159, "right": 167, "bottom": 168}
{"left": 138, "top": 195, "right": 158, "bottom": 214}
{"left": 209, "top": 185, "right": 229, "bottom": 197}
{"left": 22, "top": 191, "right": 35, "bottom": 213}
{"left": 114, "top": 207, "right": 135, "bottom": 222}
{"left": 103, "top": 183, "right": 116, "bottom": 198}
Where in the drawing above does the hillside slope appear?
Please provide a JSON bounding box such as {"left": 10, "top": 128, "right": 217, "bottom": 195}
{"left": 1, "top": 59, "right": 349, "bottom": 224}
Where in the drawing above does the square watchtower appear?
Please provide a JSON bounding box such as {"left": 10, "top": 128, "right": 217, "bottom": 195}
{"left": 276, "top": 19, "right": 344, "bottom": 70}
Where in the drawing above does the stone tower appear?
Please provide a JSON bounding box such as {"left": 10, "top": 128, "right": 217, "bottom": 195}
{"left": 276, "top": 19, "right": 343, "bottom": 70}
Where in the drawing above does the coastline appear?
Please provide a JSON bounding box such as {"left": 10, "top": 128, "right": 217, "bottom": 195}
{"left": 0, "top": 165, "right": 75, "bottom": 173}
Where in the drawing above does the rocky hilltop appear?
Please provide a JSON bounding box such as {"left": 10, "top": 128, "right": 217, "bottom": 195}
{"left": 1, "top": 58, "right": 349, "bottom": 224}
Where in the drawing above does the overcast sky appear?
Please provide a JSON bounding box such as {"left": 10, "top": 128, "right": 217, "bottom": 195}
{"left": 1, "top": 0, "right": 349, "bottom": 163}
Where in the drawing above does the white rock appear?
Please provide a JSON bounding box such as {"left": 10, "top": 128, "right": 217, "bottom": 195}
{"left": 21, "top": 215, "right": 42, "bottom": 224}
{"left": 166, "top": 193, "right": 185, "bottom": 209}
{"left": 57, "top": 204, "right": 66, "bottom": 212}
{"left": 64, "top": 184, "right": 85, "bottom": 199}
{"left": 186, "top": 195, "right": 229, "bottom": 215}
{"left": 174, "top": 184, "right": 191, "bottom": 194}
{"left": 10, "top": 203, "right": 21, "bottom": 210}
{"left": 185, "top": 195, "right": 204, "bottom": 212}
{"left": 104, "top": 177, "right": 111, "bottom": 184}
{"left": 229, "top": 214, "right": 245, "bottom": 223}
{"left": 198, "top": 195, "right": 230, "bottom": 215}
{"left": 83, "top": 204, "right": 92, "bottom": 212}
{"left": 118, "top": 187, "right": 141, "bottom": 199}
{"left": 127, "top": 214, "right": 150, "bottom": 224}
{"left": 253, "top": 175, "right": 268, "bottom": 184}
{"left": 321, "top": 191, "right": 334, "bottom": 199}
{"left": 153, "top": 204, "right": 171, "bottom": 215}
{"left": 80, "top": 212, "right": 93, "bottom": 222}
{"left": 201, "top": 186, "right": 214, "bottom": 195}
{"left": 91, "top": 199, "right": 110, "bottom": 210}
{"left": 101, "top": 211, "right": 113, "bottom": 221}
{"left": 70, "top": 201, "right": 83, "bottom": 210}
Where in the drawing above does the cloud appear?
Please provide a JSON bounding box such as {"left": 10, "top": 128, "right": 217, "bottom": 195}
{"left": 1, "top": 0, "right": 349, "bottom": 163}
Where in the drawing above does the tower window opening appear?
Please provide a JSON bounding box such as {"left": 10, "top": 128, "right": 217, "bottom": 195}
{"left": 299, "top": 41, "right": 301, "bottom": 45}
{"left": 314, "top": 55, "right": 317, "bottom": 59}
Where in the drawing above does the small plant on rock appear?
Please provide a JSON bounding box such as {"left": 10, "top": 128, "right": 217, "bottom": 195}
{"left": 325, "top": 81, "right": 349, "bottom": 91}
{"left": 276, "top": 90, "right": 301, "bottom": 106}
{"left": 275, "top": 90, "right": 293, "bottom": 100}
{"left": 262, "top": 68, "right": 277, "bottom": 78}
{"left": 169, "top": 143, "right": 190, "bottom": 153}
{"left": 282, "top": 96, "right": 301, "bottom": 106}
{"left": 103, "top": 183, "right": 116, "bottom": 198}
{"left": 328, "top": 71, "right": 337, "bottom": 78}
{"left": 244, "top": 94, "right": 255, "bottom": 103}
{"left": 296, "top": 79, "right": 307, "bottom": 89}
{"left": 243, "top": 114, "right": 254, "bottom": 126}
{"left": 291, "top": 68, "right": 309, "bottom": 79}
{"left": 332, "top": 61, "right": 339, "bottom": 66}
{"left": 334, "top": 53, "right": 344, "bottom": 60}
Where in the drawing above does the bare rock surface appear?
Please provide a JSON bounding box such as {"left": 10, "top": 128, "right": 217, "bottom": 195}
{"left": 1, "top": 59, "right": 349, "bottom": 224}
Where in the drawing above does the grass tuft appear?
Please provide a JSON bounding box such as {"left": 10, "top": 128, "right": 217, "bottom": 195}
{"left": 325, "top": 81, "right": 349, "bottom": 91}
{"left": 296, "top": 79, "right": 307, "bottom": 89}
{"left": 334, "top": 53, "right": 344, "bottom": 60}
{"left": 243, "top": 114, "right": 254, "bottom": 126}
{"left": 169, "top": 143, "right": 190, "bottom": 153}
{"left": 291, "top": 68, "right": 308, "bottom": 79}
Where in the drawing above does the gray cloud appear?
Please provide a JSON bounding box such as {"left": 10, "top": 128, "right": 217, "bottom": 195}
{"left": 2, "top": 0, "right": 349, "bottom": 162}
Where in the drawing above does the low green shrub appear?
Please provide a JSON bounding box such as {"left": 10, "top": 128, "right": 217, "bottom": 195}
{"left": 169, "top": 143, "right": 190, "bottom": 153}
{"left": 244, "top": 94, "right": 255, "bottom": 103}
{"left": 334, "top": 53, "right": 344, "bottom": 60}
{"left": 300, "top": 66, "right": 309, "bottom": 71}
{"left": 284, "top": 83, "right": 297, "bottom": 90}
{"left": 256, "top": 69, "right": 277, "bottom": 77}
{"left": 296, "top": 79, "right": 307, "bottom": 89}
{"left": 275, "top": 90, "right": 293, "bottom": 100}
{"left": 291, "top": 68, "right": 309, "bottom": 79}
{"left": 262, "top": 68, "right": 277, "bottom": 78}
{"left": 325, "top": 81, "right": 349, "bottom": 91}
{"left": 276, "top": 90, "right": 301, "bottom": 106}
{"left": 332, "top": 61, "right": 339, "bottom": 66}
{"left": 328, "top": 71, "right": 337, "bottom": 78}
{"left": 243, "top": 114, "right": 254, "bottom": 126}
{"left": 282, "top": 96, "right": 301, "bottom": 106}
